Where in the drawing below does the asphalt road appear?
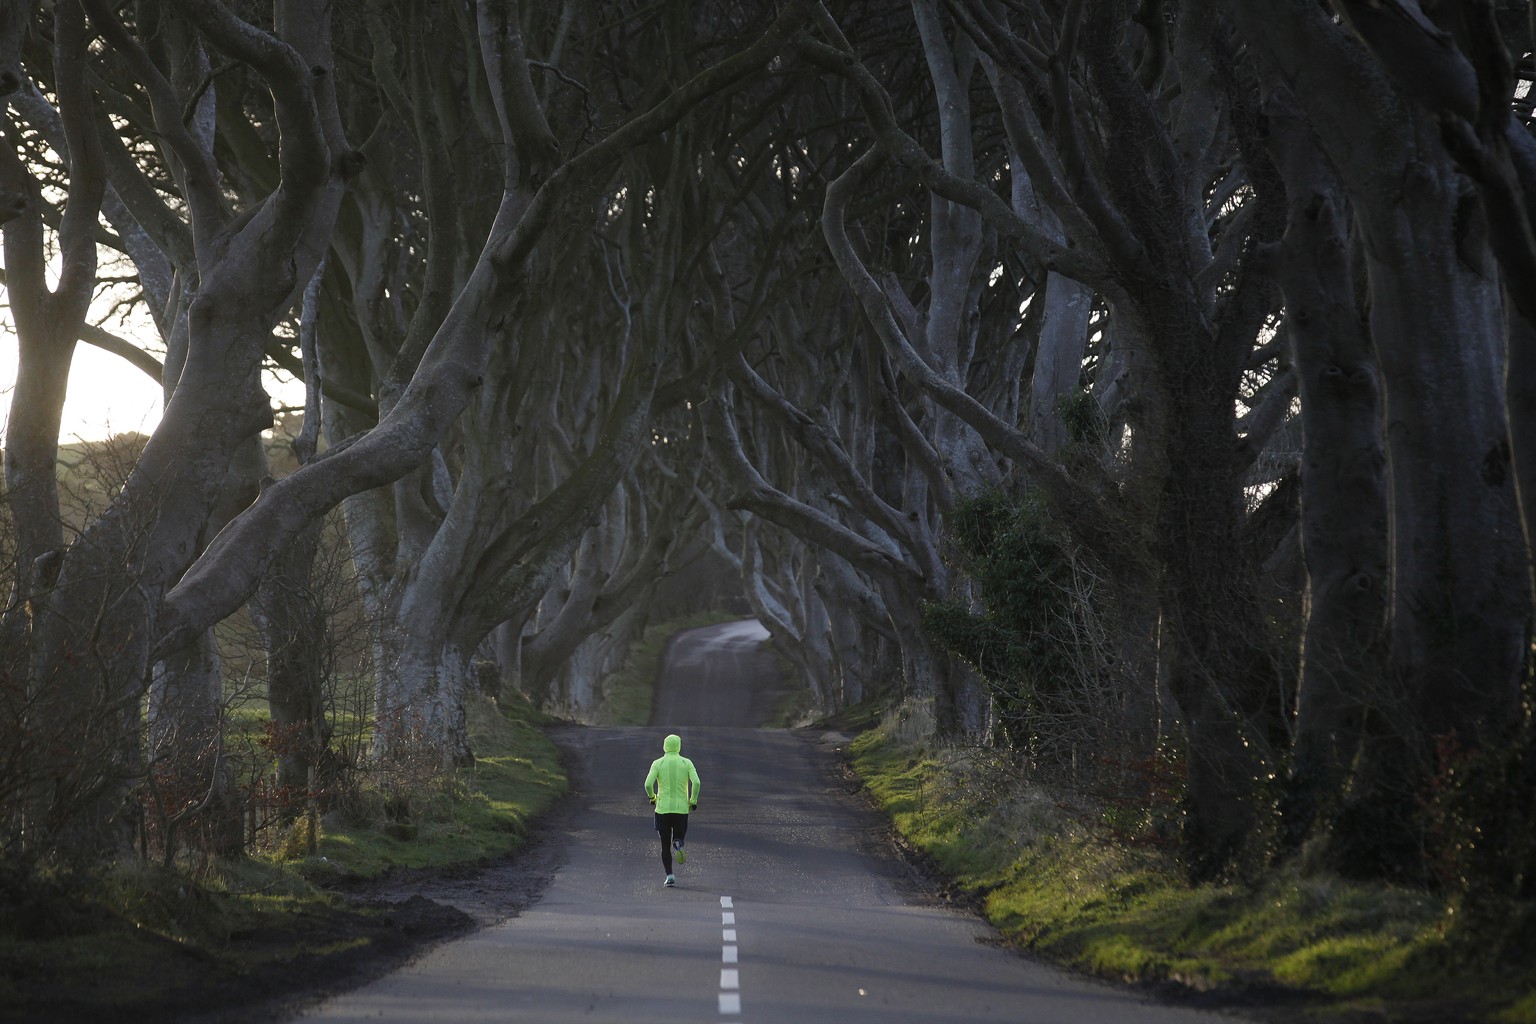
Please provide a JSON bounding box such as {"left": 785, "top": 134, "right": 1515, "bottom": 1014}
{"left": 650, "top": 619, "right": 790, "bottom": 727}
{"left": 296, "top": 619, "right": 1241, "bottom": 1024}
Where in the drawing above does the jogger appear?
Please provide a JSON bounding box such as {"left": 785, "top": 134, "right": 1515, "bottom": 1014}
{"left": 644, "top": 733, "right": 700, "bottom": 887}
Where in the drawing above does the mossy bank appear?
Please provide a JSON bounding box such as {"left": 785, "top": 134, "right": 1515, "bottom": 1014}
{"left": 847, "top": 724, "right": 1536, "bottom": 1024}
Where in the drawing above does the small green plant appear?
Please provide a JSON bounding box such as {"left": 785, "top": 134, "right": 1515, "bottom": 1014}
{"left": 922, "top": 487, "right": 1122, "bottom": 767}
{"left": 1057, "top": 390, "right": 1109, "bottom": 448}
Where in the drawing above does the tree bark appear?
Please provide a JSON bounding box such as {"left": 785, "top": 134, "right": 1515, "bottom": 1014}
{"left": 154, "top": 0, "right": 812, "bottom": 659}
{"left": 249, "top": 510, "right": 331, "bottom": 802}
{"left": 3, "top": 3, "right": 110, "bottom": 859}
{"left": 1234, "top": 0, "right": 1531, "bottom": 877}
{"left": 18, "top": 0, "right": 350, "bottom": 860}
{"left": 1, "top": 0, "right": 105, "bottom": 611}
{"left": 1266, "top": 103, "right": 1389, "bottom": 852}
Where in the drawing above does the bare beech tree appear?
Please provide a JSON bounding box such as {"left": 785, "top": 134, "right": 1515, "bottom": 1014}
{"left": 1231, "top": 0, "right": 1535, "bottom": 878}
{"left": 0, "top": 1, "right": 105, "bottom": 635}
{"left": 3, "top": 0, "right": 809, "bottom": 862}
{"left": 2, "top": 0, "right": 356, "bottom": 861}
{"left": 149, "top": 2, "right": 811, "bottom": 767}
{"left": 783, "top": 0, "right": 1299, "bottom": 876}
{"left": 6, "top": 0, "right": 1534, "bottom": 895}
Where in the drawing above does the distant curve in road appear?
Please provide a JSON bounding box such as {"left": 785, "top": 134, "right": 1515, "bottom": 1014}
{"left": 293, "top": 619, "right": 1243, "bottom": 1024}
{"left": 650, "top": 618, "right": 787, "bottom": 728}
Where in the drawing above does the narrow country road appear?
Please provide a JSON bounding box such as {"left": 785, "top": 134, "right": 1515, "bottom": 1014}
{"left": 293, "top": 620, "right": 1242, "bottom": 1024}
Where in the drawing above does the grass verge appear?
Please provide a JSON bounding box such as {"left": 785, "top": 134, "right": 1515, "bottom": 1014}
{"left": 293, "top": 693, "right": 567, "bottom": 881}
{"left": 849, "top": 724, "right": 1536, "bottom": 1023}
{"left": 0, "top": 692, "right": 566, "bottom": 1022}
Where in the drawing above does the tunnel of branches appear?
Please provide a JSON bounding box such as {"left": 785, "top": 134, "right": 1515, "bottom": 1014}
{"left": 3, "top": 0, "right": 1536, "bottom": 891}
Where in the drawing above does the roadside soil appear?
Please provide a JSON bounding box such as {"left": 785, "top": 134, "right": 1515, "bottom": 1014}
{"left": 1, "top": 885, "right": 472, "bottom": 1024}
{"left": 199, "top": 788, "right": 580, "bottom": 1024}
{"left": 0, "top": 794, "right": 574, "bottom": 1024}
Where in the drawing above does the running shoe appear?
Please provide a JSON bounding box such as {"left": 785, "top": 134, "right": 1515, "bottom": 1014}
{"left": 674, "top": 840, "right": 687, "bottom": 865}
{"left": 664, "top": 874, "right": 676, "bottom": 887}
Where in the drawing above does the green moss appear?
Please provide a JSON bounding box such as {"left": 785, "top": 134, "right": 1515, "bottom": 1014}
{"left": 851, "top": 727, "right": 1536, "bottom": 1021}
{"left": 1496, "top": 990, "right": 1536, "bottom": 1024}
{"left": 297, "top": 693, "right": 567, "bottom": 878}
{"left": 1272, "top": 935, "right": 1420, "bottom": 995}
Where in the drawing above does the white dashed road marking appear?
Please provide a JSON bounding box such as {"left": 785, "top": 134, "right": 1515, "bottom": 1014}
{"left": 718, "top": 895, "right": 741, "bottom": 1016}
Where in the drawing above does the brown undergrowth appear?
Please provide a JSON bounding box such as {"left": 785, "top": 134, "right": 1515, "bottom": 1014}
{"left": 0, "top": 694, "right": 565, "bottom": 1023}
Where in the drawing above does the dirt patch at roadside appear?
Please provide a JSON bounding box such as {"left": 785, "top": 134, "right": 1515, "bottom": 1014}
{"left": 0, "top": 889, "right": 471, "bottom": 1024}
{"left": 0, "top": 800, "right": 572, "bottom": 1024}
{"left": 215, "top": 790, "right": 575, "bottom": 1023}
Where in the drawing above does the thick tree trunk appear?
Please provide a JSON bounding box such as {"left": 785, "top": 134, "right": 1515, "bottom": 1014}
{"left": 28, "top": 516, "right": 154, "bottom": 860}
{"left": 250, "top": 516, "right": 332, "bottom": 802}
{"left": 1340, "top": 144, "right": 1529, "bottom": 878}
{"left": 374, "top": 630, "right": 474, "bottom": 770}
{"left": 1, "top": 1, "right": 101, "bottom": 600}
{"left": 1153, "top": 385, "right": 1278, "bottom": 877}
{"left": 368, "top": 523, "right": 473, "bottom": 768}
{"left": 1267, "top": 110, "right": 1389, "bottom": 852}
{"left": 146, "top": 423, "right": 266, "bottom": 858}
{"left": 34, "top": 340, "right": 270, "bottom": 856}
{"left": 1, "top": 5, "right": 108, "bottom": 852}
{"left": 147, "top": 631, "right": 241, "bottom": 858}
{"left": 1366, "top": 173, "right": 1525, "bottom": 744}
{"left": 1119, "top": 188, "right": 1281, "bottom": 882}
{"left": 1029, "top": 273, "right": 1095, "bottom": 454}
{"left": 1233, "top": 0, "right": 1533, "bottom": 883}
{"left": 1288, "top": 356, "right": 1385, "bottom": 844}
{"left": 790, "top": 567, "right": 837, "bottom": 714}
{"left": 1, "top": 322, "right": 73, "bottom": 599}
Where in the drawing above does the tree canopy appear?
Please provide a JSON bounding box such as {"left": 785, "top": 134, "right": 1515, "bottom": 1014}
{"left": 3, "top": 0, "right": 1535, "bottom": 895}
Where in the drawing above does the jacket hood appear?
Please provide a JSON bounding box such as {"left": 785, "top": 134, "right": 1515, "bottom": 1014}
{"left": 663, "top": 733, "right": 682, "bottom": 754}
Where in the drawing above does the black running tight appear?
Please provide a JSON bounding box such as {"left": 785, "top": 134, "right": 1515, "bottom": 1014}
{"left": 655, "top": 812, "right": 689, "bottom": 873}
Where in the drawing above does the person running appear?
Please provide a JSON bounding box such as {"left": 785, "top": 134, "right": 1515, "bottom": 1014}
{"left": 644, "top": 733, "right": 701, "bottom": 888}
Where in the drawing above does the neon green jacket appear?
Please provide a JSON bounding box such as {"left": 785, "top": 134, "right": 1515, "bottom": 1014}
{"left": 644, "top": 734, "right": 700, "bottom": 814}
